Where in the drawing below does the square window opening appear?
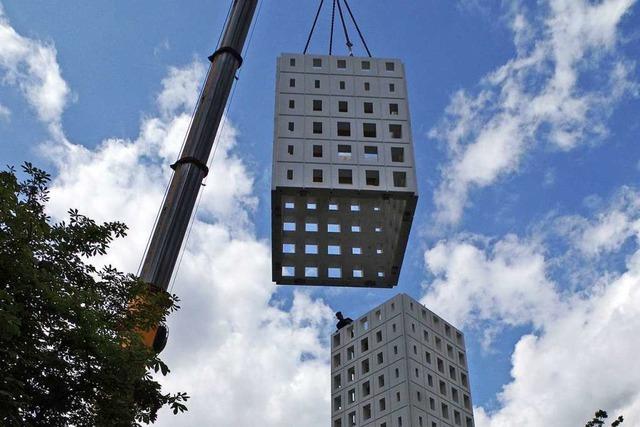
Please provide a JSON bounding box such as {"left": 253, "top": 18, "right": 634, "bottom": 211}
{"left": 385, "top": 61, "right": 395, "bottom": 71}
{"left": 312, "top": 58, "right": 322, "bottom": 67}
{"left": 338, "top": 169, "right": 353, "bottom": 184}
{"left": 328, "top": 245, "right": 341, "bottom": 255}
{"left": 391, "top": 147, "right": 405, "bottom": 162}
{"left": 334, "top": 396, "right": 342, "bottom": 412}
{"left": 313, "top": 99, "right": 322, "bottom": 111}
{"left": 333, "top": 373, "right": 341, "bottom": 389}
{"left": 338, "top": 100, "right": 348, "bottom": 112}
{"left": 389, "top": 124, "right": 403, "bottom": 139}
{"left": 328, "top": 267, "right": 342, "bottom": 278}
{"left": 363, "top": 403, "right": 371, "bottom": 420}
{"left": 361, "top": 60, "right": 370, "bottom": 70}
{"left": 366, "top": 170, "right": 380, "bottom": 186}
{"left": 364, "top": 146, "right": 378, "bottom": 160}
{"left": 361, "top": 359, "right": 370, "bottom": 374}
{"left": 338, "top": 144, "right": 352, "bottom": 160}
{"left": 393, "top": 171, "right": 407, "bottom": 188}
{"left": 362, "top": 381, "right": 371, "bottom": 397}
{"left": 312, "top": 121, "right": 323, "bottom": 134}
{"left": 337, "top": 122, "right": 351, "bottom": 137}
{"left": 337, "top": 59, "right": 347, "bottom": 69}
{"left": 312, "top": 169, "right": 323, "bottom": 183}
{"left": 282, "top": 266, "right": 295, "bottom": 277}
{"left": 305, "top": 244, "right": 318, "bottom": 254}
{"left": 364, "top": 102, "right": 374, "bottom": 114}
{"left": 305, "top": 267, "right": 318, "bottom": 277}
{"left": 313, "top": 144, "right": 323, "bottom": 157}
{"left": 363, "top": 123, "right": 377, "bottom": 138}
{"left": 389, "top": 103, "right": 399, "bottom": 115}
{"left": 282, "top": 243, "right": 295, "bottom": 254}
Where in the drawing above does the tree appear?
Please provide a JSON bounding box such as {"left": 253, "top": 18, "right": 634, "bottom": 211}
{"left": 0, "top": 163, "right": 188, "bottom": 426}
{"left": 585, "top": 409, "right": 624, "bottom": 427}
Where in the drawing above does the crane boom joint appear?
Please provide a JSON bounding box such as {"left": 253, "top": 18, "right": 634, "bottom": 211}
{"left": 208, "top": 46, "right": 244, "bottom": 67}
{"left": 170, "top": 156, "right": 210, "bottom": 177}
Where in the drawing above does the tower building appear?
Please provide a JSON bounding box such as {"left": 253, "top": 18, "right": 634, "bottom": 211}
{"left": 271, "top": 54, "right": 418, "bottom": 287}
{"left": 330, "top": 294, "right": 475, "bottom": 427}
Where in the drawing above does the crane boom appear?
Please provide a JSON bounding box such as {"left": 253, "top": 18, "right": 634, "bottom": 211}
{"left": 139, "top": 0, "right": 258, "bottom": 351}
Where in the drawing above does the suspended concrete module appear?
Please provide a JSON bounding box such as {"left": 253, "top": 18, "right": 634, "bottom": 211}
{"left": 271, "top": 54, "right": 418, "bottom": 288}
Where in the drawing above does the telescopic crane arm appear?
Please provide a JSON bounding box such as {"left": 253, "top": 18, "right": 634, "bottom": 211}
{"left": 139, "top": 0, "right": 258, "bottom": 352}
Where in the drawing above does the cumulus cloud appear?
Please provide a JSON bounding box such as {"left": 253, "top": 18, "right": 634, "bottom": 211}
{"left": 0, "top": 102, "right": 9, "bottom": 121}
{"left": 39, "top": 59, "right": 335, "bottom": 426}
{"left": 0, "top": 10, "right": 335, "bottom": 425}
{"left": 422, "top": 234, "right": 561, "bottom": 330}
{"left": 431, "top": 0, "right": 638, "bottom": 225}
{"left": 555, "top": 187, "right": 640, "bottom": 256}
{"left": 0, "top": 5, "right": 70, "bottom": 140}
{"left": 422, "top": 189, "right": 640, "bottom": 426}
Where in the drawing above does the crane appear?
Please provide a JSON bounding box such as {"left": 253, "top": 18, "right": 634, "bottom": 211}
{"left": 138, "top": 0, "right": 258, "bottom": 352}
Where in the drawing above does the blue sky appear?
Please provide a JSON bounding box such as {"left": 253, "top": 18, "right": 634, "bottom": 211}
{"left": 1, "top": 1, "right": 640, "bottom": 426}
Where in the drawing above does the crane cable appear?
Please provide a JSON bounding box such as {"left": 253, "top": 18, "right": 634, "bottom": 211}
{"left": 303, "top": 0, "right": 371, "bottom": 57}
{"left": 335, "top": 0, "right": 353, "bottom": 56}
{"left": 137, "top": 1, "right": 235, "bottom": 277}
{"left": 169, "top": 0, "right": 264, "bottom": 293}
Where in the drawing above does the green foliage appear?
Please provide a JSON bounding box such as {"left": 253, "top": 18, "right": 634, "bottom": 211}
{"left": 585, "top": 409, "right": 624, "bottom": 427}
{"left": 0, "top": 163, "right": 188, "bottom": 426}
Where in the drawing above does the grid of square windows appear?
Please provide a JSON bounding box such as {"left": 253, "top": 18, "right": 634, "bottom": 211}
{"left": 277, "top": 56, "right": 413, "bottom": 195}
{"left": 330, "top": 294, "right": 474, "bottom": 427}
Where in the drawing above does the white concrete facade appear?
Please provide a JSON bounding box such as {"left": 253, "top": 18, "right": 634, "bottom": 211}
{"left": 330, "top": 294, "right": 475, "bottom": 427}
{"left": 271, "top": 54, "right": 418, "bottom": 288}
{"left": 272, "top": 54, "right": 417, "bottom": 193}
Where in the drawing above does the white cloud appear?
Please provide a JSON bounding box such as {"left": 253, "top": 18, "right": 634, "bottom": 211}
{"left": 431, "top": 0, "right": 637, "bottom": 225}
{"left": 0, "top": 5, "right": 70, "bottom": 140}
{"left": 422, "top": 234, "right": 560, "bottom": 330}
{"left": 38, "top": 59, "right": 335, "bottom": 426}
{"left": 0, "top": 10, "right": 335, "bottom": 424}
{"left": 555, "top": 187, "right": 640, "bottom": 256}
{"left": 0, "top": 102, "right": 9, "bottom": 121}
{"left": 422, "top": 189, "right": 640, "bottom": 426}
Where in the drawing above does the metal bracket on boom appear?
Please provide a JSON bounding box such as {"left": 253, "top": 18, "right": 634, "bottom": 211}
{"left": 170, "top": 156, "right": 210, "bottom": 177}
{"left": 208, "top": 46, "right": 244, "bottom": 67}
